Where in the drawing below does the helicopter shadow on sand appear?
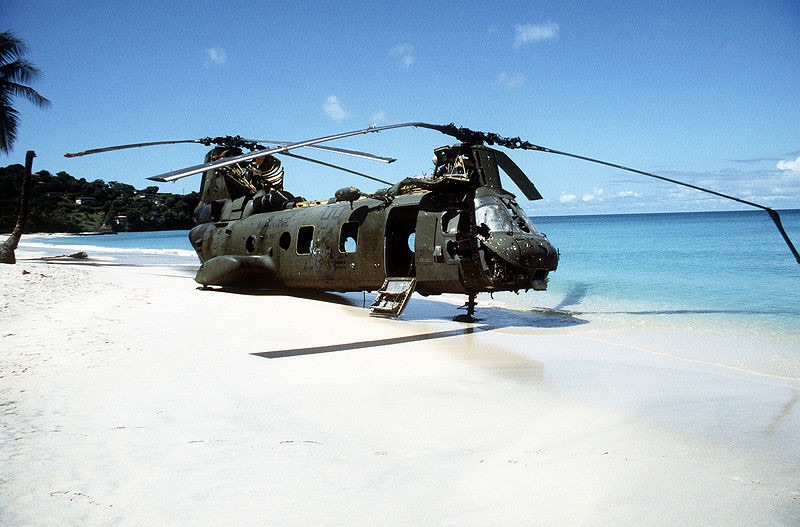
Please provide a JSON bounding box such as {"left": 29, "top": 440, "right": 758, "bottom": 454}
{"left": 197, "top": 284, "right": 360, "bottom": 306}
{"left": 400, "top": 296, "right": 590, "bottom": 329}
{"left": 219, "top": 286, "right": 590, "bottom": 360}
{"left": 198, "top": 283, "right": 591, "bottom": 327}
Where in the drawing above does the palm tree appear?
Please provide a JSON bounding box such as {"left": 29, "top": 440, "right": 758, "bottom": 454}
{"left": 0, "top": 31, "right": 49, "bottom": 263}
{"left": 1, "top": 30, "right": 50, "bottom": 154}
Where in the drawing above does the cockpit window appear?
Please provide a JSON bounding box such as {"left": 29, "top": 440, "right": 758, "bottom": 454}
{"left": 506, "top": 199, "right": 540, "bottom": 234}
{"left": 474, "top": 195, "right": 540, "bottom": 235}
{"left": 475, "top": 198, "right": 513, "bottom": 233}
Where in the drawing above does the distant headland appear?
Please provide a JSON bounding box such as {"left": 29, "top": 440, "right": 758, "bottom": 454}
{"left": 1, "top": 163, "right": 199, "bottom": 233}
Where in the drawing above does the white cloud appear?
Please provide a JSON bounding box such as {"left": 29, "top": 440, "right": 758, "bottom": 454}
{"left": 389, "top": 44, "right": 414, "bottom": 68}
{"left": 777, "top": 156, "right": 800, "bottom": 173}
{"left": 580, "top": 188, "right": 604, "bottom": 202}
{"left": 205, "top": 47, "right": 227, "bottom": 65}
{"left": 322, "top": 95, "right": 349, "bottom": 121}
{"left": 558, "top": 188, "right": 609, "bottom": 206}
{"left": 494, "top": 72, "right": 526, "bottom": 90}
{"left": 514, "top": 22, "right": 559, "bottom": 48}
{"left": 540, "top": 164, "right": 800, "bottom": 214}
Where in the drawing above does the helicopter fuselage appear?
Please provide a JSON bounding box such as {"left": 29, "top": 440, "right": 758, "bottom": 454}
{"left": 188, "top": 183, "right": 558, "bottom": 298}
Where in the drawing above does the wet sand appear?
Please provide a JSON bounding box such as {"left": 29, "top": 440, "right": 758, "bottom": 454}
{"left": 1, "top": 255, "right": 798, "bottom": 526}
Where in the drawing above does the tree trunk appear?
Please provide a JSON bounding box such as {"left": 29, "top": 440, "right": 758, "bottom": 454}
{"left": 0, "top": 150, "right": 36, "bottom": 264}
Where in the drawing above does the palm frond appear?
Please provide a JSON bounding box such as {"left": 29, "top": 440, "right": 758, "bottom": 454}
{"left": 0, "top": 31, "right": 49, "bottom": 153}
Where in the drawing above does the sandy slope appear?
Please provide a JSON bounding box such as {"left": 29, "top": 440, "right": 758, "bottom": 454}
{"left": 1, "top": 257, "right": 798, "bottom": 526}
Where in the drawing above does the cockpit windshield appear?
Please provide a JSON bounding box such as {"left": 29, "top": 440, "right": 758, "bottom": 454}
{"left": 474, "top": 195, "right": 540, "bottom": 235}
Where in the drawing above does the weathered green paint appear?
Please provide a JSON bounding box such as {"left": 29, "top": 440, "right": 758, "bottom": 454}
{"left": 188, "top": 143, "right": 559, "bottom": 303}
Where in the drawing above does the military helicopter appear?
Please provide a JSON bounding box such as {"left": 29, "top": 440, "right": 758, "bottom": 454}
{"left": 65, "top": 122, "right": 799, "bottom": 320}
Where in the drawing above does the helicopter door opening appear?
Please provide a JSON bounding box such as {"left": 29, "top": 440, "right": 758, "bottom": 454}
{"left": 339, "top": 221, "right": 359, "bottom": 253}
{"left": 385, "top": 207, "right": 418, "bottom": 277}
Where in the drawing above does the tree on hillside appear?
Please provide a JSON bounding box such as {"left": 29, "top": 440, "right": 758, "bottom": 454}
{"left": 0, "top": 31, "right": 50, "bottom": 264}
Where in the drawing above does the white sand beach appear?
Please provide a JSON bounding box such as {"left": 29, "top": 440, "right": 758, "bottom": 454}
{"left": 1, "top": 253, "right": 798, "bottom": 526}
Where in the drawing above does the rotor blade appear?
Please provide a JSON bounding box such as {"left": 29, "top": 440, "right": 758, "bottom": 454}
{"left": 67, "top": 135, "right": 396, "bottom": 163}
{"left": 280, "top": 152, "right": 392, "bottom": 186}
{"left": 488, "top": 148, "right": 543, "bottom": 200}
{"left": 259, "top": 141, "right": 395, "bottom": 163}
{"left": 522, "top": 143, "right": 800, "bottom": 265}
{"left": 148, "top": 123, "right": 425, "bottom": 183}
{"left": 67, "top": 122, "right": 444, "bottom": 161}
{"left": 64, "top": 139, "right": 206, "bottom": 158}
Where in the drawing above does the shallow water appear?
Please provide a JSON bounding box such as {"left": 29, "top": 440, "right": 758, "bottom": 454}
{"left": 525, "top": 210, "right": 799, "bottom": 328}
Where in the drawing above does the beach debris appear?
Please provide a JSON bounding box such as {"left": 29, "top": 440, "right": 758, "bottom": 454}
{"left": 21, "top": 269, "right": 48, "bottom": 278}
{"left": 37, "top": 251, "right": 90, "bottom": 261}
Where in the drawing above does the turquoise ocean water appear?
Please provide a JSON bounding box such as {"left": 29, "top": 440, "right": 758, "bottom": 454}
{"left": 18, "top": 210, "right": 799, "bottom": 374}
{"left": 530, "top": 210, "right": 800, "bottom": 326}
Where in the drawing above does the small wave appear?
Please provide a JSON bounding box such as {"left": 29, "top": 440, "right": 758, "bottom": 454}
{"left": 19, "top": 241, "right": 197, "bottom": 258}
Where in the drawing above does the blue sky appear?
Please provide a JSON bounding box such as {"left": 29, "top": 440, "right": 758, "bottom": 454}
{"left": 4, "top": 0, "right": 799, "bottom": 215}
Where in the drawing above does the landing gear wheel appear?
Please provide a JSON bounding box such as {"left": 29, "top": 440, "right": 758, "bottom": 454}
{"left": 454, "top": 293, "right": 480, "bottom": 322}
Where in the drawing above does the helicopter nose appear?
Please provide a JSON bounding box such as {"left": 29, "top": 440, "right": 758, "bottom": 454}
{"left": 517, "top": 235, "right": 559, "bottom": 270}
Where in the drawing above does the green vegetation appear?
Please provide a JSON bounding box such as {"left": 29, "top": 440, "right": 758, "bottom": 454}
{"left": 1, "top": 163, "right": 200, "bottom": 233}
{"left": 1, "top": 31, "right": 51, "bottom": 155}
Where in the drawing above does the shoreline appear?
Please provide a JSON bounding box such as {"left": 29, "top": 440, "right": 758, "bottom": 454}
{"left": 9, "top": 238, "right": 800, "bottom": 378}
{"left": 1, "top": 256, "right": 798, "bottom": 525}
{"left": 10, "top": 239, "right": 800, "bottom": 379}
